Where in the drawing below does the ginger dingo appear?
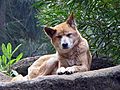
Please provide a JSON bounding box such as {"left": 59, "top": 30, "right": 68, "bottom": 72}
{"left": 12, "top": 13, "right": 92, "bottom": 81}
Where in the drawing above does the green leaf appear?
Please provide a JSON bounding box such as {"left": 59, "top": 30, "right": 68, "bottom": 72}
{"left": 2, "top": 43, "right": 8, "bottom": 58}
{"left": 6, "top": 59, "right": 16, "bottom": 67}
{"left": 7, "top": 43, "right": 12, "bottom": 55}
{"left": 2, "top": 43, "right": 11, "bottom": 60}
{"left": 12, "top": 44, "right": 22, "bottom": 55}
{"left": 2, "top": 55, "right": 7, "bottom": 65}
{"left": 0, "top": 56, "right": 2, "bottom": 65}
{"left": 7, "top": 43, "right": 12, "bottom": 60}
{"left": 16, "top": 53, "right": 23, "bottom": 62}
{"left": 0, "top": 55, "right": 4, "bottom": 71}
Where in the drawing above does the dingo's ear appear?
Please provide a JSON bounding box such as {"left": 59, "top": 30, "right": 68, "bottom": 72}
{"left": 44, "top": 27, "right": 56, "bottom": 38}
{"left": 66, "top": 13, "right": 76, "bottom": 29}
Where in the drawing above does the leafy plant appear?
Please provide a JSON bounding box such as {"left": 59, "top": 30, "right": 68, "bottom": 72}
{"left": 0, "top": 43, "right": 23, "bottom": 75}
{"left": 33, "top": 0, "right": 120, "bottom": 64}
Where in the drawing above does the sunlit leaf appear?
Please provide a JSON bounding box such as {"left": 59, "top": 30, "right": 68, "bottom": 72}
{"left": 12, "top": 44, "right": 22, "bottom": 55}
{"left": 6, "top": 59, "right": 16, "bottom": 68}
{"left": 0, "top": 56, "right": 2, "bottom": 65}
{"left": 16, "top": 53, "right": 23, "bottom": 62}
{"left": 2, "top": 55, "right": 7, "bottom": 65}
{"left": 2, "top": 44, "right": 8, "bottom": 58}
{"left": 7, "top": 43, "right": 12, "bottom": 54}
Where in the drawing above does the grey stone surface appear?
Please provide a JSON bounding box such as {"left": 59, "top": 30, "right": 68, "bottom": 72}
{"left": 0, "top": 72, "right": 12, "bottom": 82}
{"left": 0, "top": 65, "right": 120, "bottom": 90}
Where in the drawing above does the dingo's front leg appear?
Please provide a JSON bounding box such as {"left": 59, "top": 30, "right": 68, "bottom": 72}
{"left": 65, "top": 66, "right": 77, "bottom": 74}
{"left": 65, "top": 65, "right": 89, "bottom": 74}
{"left": 56, "top": 65, "right": 88, "bottom": 75}
{"left": 56, "top": 67, "right": 66, "bottom": 75}
{"left": 65, "top": 49, "right": 91, "bottom": 74}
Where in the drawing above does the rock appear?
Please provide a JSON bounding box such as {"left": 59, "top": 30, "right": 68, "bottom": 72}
{"left": 91, "top": 56, "right": 115, "bottom": 70}
{"left": 11, "top": 56, "right": 116, "bottom": 76}
{"left": 0, "top": 72, "right": 12, "bottom": 82}
{"left": 11, "top": 56, "right": 40, "bottom": 76}
{"left": 0, "top": 65, "right": 120, "bottom": 90}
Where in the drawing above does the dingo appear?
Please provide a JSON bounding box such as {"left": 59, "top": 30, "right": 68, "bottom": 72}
{"left": 12, "top": 13, "right": 92, "bottom": 81}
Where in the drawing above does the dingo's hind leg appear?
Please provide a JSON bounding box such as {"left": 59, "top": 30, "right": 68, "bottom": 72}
{"left": 28, "top": 57, "right": 58, "bottom": 79}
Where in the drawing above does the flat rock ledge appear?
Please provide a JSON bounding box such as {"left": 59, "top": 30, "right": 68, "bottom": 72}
{"left": 0, "top": 65, "right": 120, "bottom": 90}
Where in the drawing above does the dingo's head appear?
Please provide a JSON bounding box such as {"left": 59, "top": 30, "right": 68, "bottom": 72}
{"left": 44, "top": 13, "right": 81, "bottom": 53}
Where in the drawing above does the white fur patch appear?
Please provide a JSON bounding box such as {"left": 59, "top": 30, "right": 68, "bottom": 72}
{"left": 65, "top": 67, "right": 76, "bottom": 73}
{"left": 61, "top": 36, "right": 73, "bottom": 49}
{"left": 56, "top": 67, "right": 66, "bottom": 74}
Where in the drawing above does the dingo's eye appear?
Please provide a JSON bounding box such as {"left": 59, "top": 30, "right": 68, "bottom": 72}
{"left": 57, "top": 35, "right": 62, "bottom": 39}
{"left": 66, "top": 33, "right": 72, "bottom": 37}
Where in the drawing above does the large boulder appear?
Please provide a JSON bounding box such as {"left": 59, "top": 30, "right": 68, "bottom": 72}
{"left": 11, "top": 56, "right": 116, "bottom": 76}
{"left": 0, "top": 65, "right": 120, "bottom": 90}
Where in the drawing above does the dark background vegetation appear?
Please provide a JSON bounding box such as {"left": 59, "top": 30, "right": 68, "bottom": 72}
{"left": 0, "top": 0, "right": 120, "bottom": 64}
{"left": 0, "top": 0, "right": 52, "bottom": 58}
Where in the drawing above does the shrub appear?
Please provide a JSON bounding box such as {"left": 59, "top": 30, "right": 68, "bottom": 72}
{"left": 33, "top": 0, "right": 120, "bottom": 64}
{"left": 0, "top": 43, "right": 23, "bottom": 76}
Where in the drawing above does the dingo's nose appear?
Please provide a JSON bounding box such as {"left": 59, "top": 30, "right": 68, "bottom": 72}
{"left": 62, "top": 43, "right": 68, "bottom": 49}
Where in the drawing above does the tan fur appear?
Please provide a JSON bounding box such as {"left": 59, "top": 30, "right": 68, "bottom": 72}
{"left": 11, "top": 13, "right": 92, "bottom": 81}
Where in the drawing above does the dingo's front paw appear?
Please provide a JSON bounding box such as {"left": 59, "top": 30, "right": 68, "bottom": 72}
{"left": 56, "top": 67, "right": 66, "bottom": 75}
{"left": 65, "top": 67, "right": 76, "bottom": 75}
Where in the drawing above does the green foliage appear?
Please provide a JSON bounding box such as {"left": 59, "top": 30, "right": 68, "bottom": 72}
{"left": 33, "top": 0, "right": 120, "bottom": 64}
{"left": 0, "top": 43, "right": 23, "bottom": 75}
